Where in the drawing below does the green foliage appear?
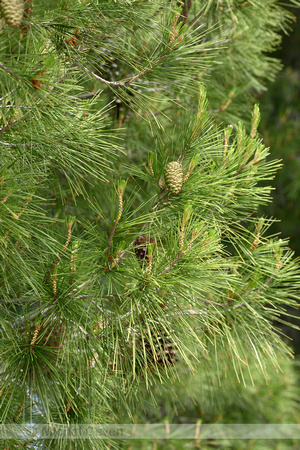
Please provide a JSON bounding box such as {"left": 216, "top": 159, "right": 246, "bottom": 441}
{"left": 0, "top": 1, "right": 299, "bottom": 449}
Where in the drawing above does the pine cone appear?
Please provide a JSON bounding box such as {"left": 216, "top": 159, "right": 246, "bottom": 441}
{"left": 111, "top": 328, "right": 177, "bottom": 375}
{"left": 142, "top": 329, "right": 178, "bottom": 368}
{"left": 0, "top": 0, "right": 24, "bottom": 28}
{"left": 164, "top": 161, "right": 183, "bottom": 194}
{"left": 38, "top": 321, "right": 65, "bottom": 350}
{"left": 133, "top": 236, "right": 154, "bottom": 262}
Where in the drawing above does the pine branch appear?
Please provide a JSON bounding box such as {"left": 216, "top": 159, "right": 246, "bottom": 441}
{"left": 74, "top": 27, "right": 183, "bottom": 88}
{"left": 44, "top": 218, "right": 75, "bottom": 286}
{"left": 158, "top": 228, "right": 200, "bottom": 276}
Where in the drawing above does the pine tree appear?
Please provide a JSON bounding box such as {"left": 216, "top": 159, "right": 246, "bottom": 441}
{"left": 0, "top": 1, "right": 299, "bottom": 449}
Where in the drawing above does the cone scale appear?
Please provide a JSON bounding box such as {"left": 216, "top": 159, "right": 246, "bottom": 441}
{"left": 165, "top": 161, "right": 183, "bottom": 194}
{"left": 0, "top": 0, "right": 24, "bottom": 28}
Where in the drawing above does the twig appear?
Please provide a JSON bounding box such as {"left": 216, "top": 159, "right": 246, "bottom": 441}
{"left": 75, "top": 27, "right": 184, "bottom": 89}
{"left": 72, "top": 267, "right": 103, "bottom": 292}
{"left": 180, "top": 0, "right": 192, "bottom": 26}
{"left": 120, "top": 310, "right": 135, "bottom": 320}
{"left": 166, "top": 301, "right": 248, "bottom": 317}
{"left": 188, "top": 11, "right": 204, "bottom": 28}
{"left": 70, "top": 241, "right": 78, "bottom": 286}
{"left": 0, "top": 105, "right": 34, "bottom": 108}
{"left": 170, "top": 289, "right": 242, "bottom": 309}
{"left": 166, "top": 309, "right": 207, "bottom": 316}
{"left": 15, "top": 402, "right": 24, "bottom": 420}
{"left": 68, "top": 320, "right": 89, "bottom": 339}
{"left": 1, "top": 194, "right": 9, "bottom": 204}
{"left": 91, "top": 299, "right": 105, "bottom": 314}
{"left": 256, "top": 276, "right": 274, "bottom": 296}
{"left": 0, "top": 88, "right": 17, "bottom": 102}
{"left": 0, "top": 113, "right": 32, "bottom": 137}
{"left": 73, "top": 90, "right": 102, "bottom": 99}
{"left": 80, "top": 63, "right": 153, "bottom": 88}
{"left": 196, "top": 297, "right": 228, "bottom": 307}
{"left": 227, "top": 301, "right": 245, "bottom": 311}
{"left": 12, "top": 306, "right": 55, "bottom": 328}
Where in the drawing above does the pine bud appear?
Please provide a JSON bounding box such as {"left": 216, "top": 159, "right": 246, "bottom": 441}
{"left": 0, "top": 0, "right": 24, "bottom": 28}
{"left": 164, "top": 161, "right": 183, "bottom": 194}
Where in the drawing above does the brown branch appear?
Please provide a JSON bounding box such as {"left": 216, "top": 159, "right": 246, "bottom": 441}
{"left": 80, "top": 62, "right": 154, "bottom": 88}
{"left": 180, "top": 0, "right": 192, "bottom": 26}
{"left": 227, "top": 301, "right": 246, "bottom": 311}
{"left": 188, "top": 11, "right": 204, "bottom": 28}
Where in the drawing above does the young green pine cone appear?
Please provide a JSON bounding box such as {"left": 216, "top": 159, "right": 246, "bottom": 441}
{"left": 164, "top": 161, "right": 183, "bottom": 194}
{"left": 0, "top": 0, "right": 24, "bottom": 28}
